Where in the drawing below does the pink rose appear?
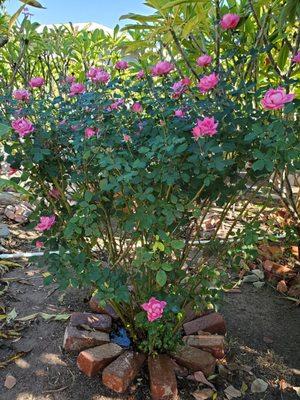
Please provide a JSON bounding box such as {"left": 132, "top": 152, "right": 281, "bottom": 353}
{"left": 69, "top": 82, "right": 85, "bottom": 96}
{"left": 192, "top": 116, "right": 218, "bottom": 139}
{"left": 35, "top": 241, "right": 44, "bottom": 248}
{"left": 87, "top": 67, "right": 110, "bottom": 84}
{"left": 107, "top": 98, "right": 125, "bottom": 111}
{"left": 65, "top": 75, "right": 76, "bottom": 84}
{"left": 123, "top": 134, "right": 132, "bottom": 143}
{"left": 197, "top": 54, "right": 212, "bottom": 67}
{"left": 198, "top": 72, "right": 219, "bottom": 93}
{"left": 220, "top": 13, "right": 240, "bottom": 30}
{"left": 115, "top": 60, "right": 129, "bottom": 70}
{"left": 141, "top": 297, "right": 167, "bottom": 322}
{"left": 131, "top": 102, "right": 143, "bottom": 113}
{"left": 261, "top": 87, "right": 295, "bottom": 110}
{"left": 136, "top": 70, "right": 145, "bottom": 79}
{"left": 13, "top": 89, "right": 30, "bottom": 101}
{"left": 151, "top": 61, "right": 174, "bottom": 76}
{"left": 292, "top": 52, "right": 300, "bottom": 64}
{"left": 48, "top": 188, "right": 60, "bottom": 199}
{"left": 85, "top": 127, "right": 98, "bottom": 138}
{"left": 11, "top": 117, "right": 35, "bottom": 138}
{"left": 171, "top": 77, "right": 191, "bottom": 98}
{"left": 35, "top": 215, "right": 56, "bottom": 232}
{"left": 29, "top": 77, "right": 45, "bottom": 88}
{"left": 174, "top": 109, "right": 185, "bottom": 118}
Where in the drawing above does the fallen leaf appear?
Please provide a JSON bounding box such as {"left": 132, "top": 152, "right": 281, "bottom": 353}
{"left": 193, "top": 371, "right": 216, "bottom": 390}
{"left": 224, "top": 385, "right": 241, "bottom": 399}
{"left": 240, "top": 364, "right": 253, "bottom": 374}
{"left": 4, "top": 374, "right": 16, "bottom": 389}
{"left": 241, "top": 382, "right": 248, "bottom": 394}
{"left": 277, "top": 280, "right": 288, "bottom": 293}
{"left": 193, "top": 389, "right": 214, "bottom": 400}
{"left": 251, "top": 378, "right": 268, "bottom": 393}
{"left": 263, "top": 260, "right": 294, "bottom": 277}
{"left": 279, "top": 379, "right": 290, "bottom": 391}
{"left": 253, "top": 281, "right": 265, "bottom": 288}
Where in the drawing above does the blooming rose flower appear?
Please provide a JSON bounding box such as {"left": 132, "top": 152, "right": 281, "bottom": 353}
{"left": 35, "top": 241, "right": 44, "bottom": 248}
{"left": 13, "top": 89, "right": 30, "bottom": 101}
{"left": 292, "top": 52, "right": 300, "bottom": 64}
{"left": 85, "top": 127, "right": 98, "bottom": 138}
{"left": 220, "top": 13, "right": 240, "bottom": 30}
{"left": 261, "top": 87, "right": 295, "bottom": 110}
{"left": 11, "top": 118, "right": 35, "bottom": 138}
{"left": 141, "top": 297, "right": 167, "bottom": 322}
{"left": 192, "top": 116, "right": 218, "bottom": 139}
{"left": 151, "top": 61, "right": 174, "bottom": 76}
{"left": 29, "top": 77, "right": 45, "bottom": 88}
{"left": 174, "top": 109, "right": 185, "bottom": 118}
{"left": 35, "top": 215, "right": 56, "bottom": 232}
{"left": 197, "top": 54, "right": 212, "bottom": 67}
{"left": 198, "top": 72, "right": 219, "bottom": 93}
{"left": 136, "top": 70, "right": 145, "bottom": 79}
{"left": 171, "top": 77, "right": 191, "bottom": 98}
{"left": 65, "top": 75, "right": 76, "bottom": 84}
{"left": 87, "top": 67, "right": 110, "bottom": 84}
{"left": 69, "top": 82, "right": 85, "bottom": 96}
{"left": 8, "top": 167, "right": 18, "bottom": 176}
{"left": 48, "top": 188, "right": 60, "bottom": 199}
{"left": 131, "top": 102, "right": 143, "bottom": 113}
{"left": 123, "top": 134, "right": 132, "bottom": 143}
{"left": 115, "top": 60, "right": 129, "bottom": 70}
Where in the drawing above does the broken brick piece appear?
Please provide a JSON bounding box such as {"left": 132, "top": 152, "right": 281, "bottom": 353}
{"left": 102, "top": 351, "right": 146, "bottom": 393}
{"left": 183, "top": 312, "right": 226, "bottom": 336}
{"left": 148, "top": 355, "right": 178, "bottom": 400}
{"left": 70, "top": 312, "right": 112, "bottom": 332}
{"left": 77, "top": 343, "right": 123, "bottom": 377}
{"left": 89, "top": 296, "right": 119, "bottom": 320}
{"left": 183, "top": 335, "right": 225, "bottom": 359}
{"left": 63, "top": 326, "right": 110, "bottom": 352}
{"left": 172, "top": 345, "right": 216, "bottom": 376}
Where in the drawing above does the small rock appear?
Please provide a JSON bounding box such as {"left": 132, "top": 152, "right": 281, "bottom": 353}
{"left": 70, "top": 312, "right": 112, "bottom": 332}
{"left": 77, "top": 343, "right": 123, "bottom": 377}
{"left": 4, "top": 374, "right": 17, "bottom": 389}
{"left": 172, "top": 345, "right": 216, "bottom": 376}
{"left": 148, "top": 354, "right": 178, "bottom": 400}
{"left": 183, "top": 312, "right": 226, "bottom": 336}
{"left": 251, "top": 378, "right": 268, "bottom": 393}
{"left": 183, "top": 334, "right": 225, "bottom": 359}
{"left": 276, "top": 280, "right": 288, "bottom": 293}
{"left": 102, "top": 351, "right": 146, "bottom": 393}
{"left": 63, "top": 325, "right": 109, "bottom": 352}
{"left": 0, "top": 224, "right": 10, "bottom": 237}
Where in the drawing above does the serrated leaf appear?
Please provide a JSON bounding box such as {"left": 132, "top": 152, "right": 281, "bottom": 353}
{"left": 156, "top": 269, "right": 167, "bottom": 286}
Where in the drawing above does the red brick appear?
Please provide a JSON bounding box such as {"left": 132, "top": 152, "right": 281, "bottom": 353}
{"left": 89, "top": 296, "right": 119, "bottom": 320}
{"left": 102, "top": 351, "right": 146, "bottom": 393}
{"left": 148, "top": 355, "right": 178, "bottom": 400}
{"left": 77, "top": 343, "right": 123, "bottom": 377}
{"left": 183, "top": 335, "right": 225, "bottom": 359}
{"left": 63, "top": 326, "right": 109, "bottom": 352}
{"left": 172, "top": 345, "right": 216, "bottom": 376}
{"left": 70, "top": 312, "right": 112, "bottom": 332}
{"left": 183, "top": 312, "right": 226, "bottom": 336}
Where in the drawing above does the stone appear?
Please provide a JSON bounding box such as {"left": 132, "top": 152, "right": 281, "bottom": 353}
{"left": 70, "top": 312, "right": 112, "bottom": 332}
{"left": 0, "top": 224, "right": 10, "bottom": 237}
{"left": 4, "top": 374, "right": 17, "bottom": 389}
{"left": 172, "top": 345, "right": 216, "bottom": 376}
{"left": 77, "top": 343, "right": 123, "bottom": 377}
{"left": 89, "top": 296, "right": 119, "bottom": 319}
{"left": 63, "top": 325, "right": 110, "bottom": 352}
{"left": 183, "top": 335, "right": 225, "bottom": 359}
{"left": 148, "top": 355, "right": 178, "bottom": 400}
{"left": 183, "top": 312, "right": 226, "bottom": 336}
{"left": 102, "top": 351, "right": 146, "bottom": 393}
{"left": 251, "top": 378, "right": 268, "bottom": 393}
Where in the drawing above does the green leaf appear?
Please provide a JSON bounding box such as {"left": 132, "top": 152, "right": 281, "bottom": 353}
{"left": 156, "top": 270, "right": 167, "bottom": 286}
{"left": 20, "top": 0, "right": 46, "bottom": 8}
{"left": 0, "top": 123, "right": 10, "bottom": 138}
{"left": 170, "top": 240, "right": 185, "bottom": 249}
{"left": 161, "top": 0, "right": 204, "bottom": 9}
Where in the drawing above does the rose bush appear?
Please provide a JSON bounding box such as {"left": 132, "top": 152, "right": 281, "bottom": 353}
{"left": 0, "top": 4, "right": 299, "bottom": 353}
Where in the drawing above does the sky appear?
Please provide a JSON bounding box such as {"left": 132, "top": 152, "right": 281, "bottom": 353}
{"left": 6, "top": 0, "right": 150, "bottom": 28}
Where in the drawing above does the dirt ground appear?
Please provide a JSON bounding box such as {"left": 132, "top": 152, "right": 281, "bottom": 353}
{"left": 0, "top": 260, "right": 299, "bottom": 400}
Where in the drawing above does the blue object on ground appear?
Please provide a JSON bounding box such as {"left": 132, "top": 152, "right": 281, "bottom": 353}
{"left": 111, "top": 327, "right": 131, "bottom": 347}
